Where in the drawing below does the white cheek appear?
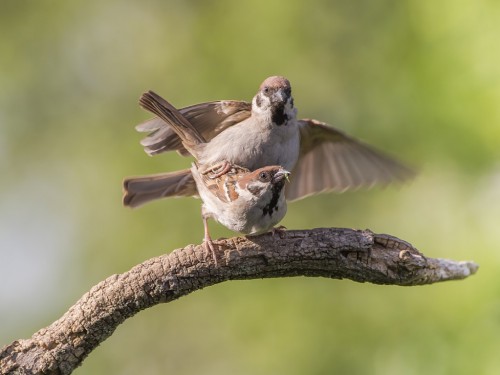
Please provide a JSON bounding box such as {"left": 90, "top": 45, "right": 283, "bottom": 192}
{"left": 252, "top": 96, "right": 271, "bottom": 115}
{"left": 236, "top": 185, "right": 258, "bottom": 202}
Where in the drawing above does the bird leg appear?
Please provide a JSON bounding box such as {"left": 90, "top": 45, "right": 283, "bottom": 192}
{"left": 202, "top": 215, "right": 218, "bottom": 265}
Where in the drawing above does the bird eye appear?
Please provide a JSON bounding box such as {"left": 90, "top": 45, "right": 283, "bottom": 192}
{"left": 285, "top": 87, "right": 291, "bottom": 96}
{"left": 263, "top": 86, "right": 270, "bottom": 94}
{"left": 258, "top": 171, "right": 270, "bottom": 182}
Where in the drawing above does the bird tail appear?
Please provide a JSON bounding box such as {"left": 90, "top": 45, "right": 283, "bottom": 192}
{"left": 123, "top": 169, "right": 197, "bottom": 208}
{"left": 138, "top": 91, "right": 205, "bottom": 158}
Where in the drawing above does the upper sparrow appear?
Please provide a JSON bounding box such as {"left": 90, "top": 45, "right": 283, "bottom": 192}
{"left": 134, "top": 76, "right": 414, "bottom": 203}
{"left": 124, "top": 91, "right": 290, "bottom": 262}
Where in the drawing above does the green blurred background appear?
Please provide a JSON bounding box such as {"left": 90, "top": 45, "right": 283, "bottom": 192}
{"left": 1, "top": 0, "right": 499, "bottom": 374}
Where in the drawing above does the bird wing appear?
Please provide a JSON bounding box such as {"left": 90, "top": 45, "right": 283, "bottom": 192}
{"left": 137, "top": 100, "right": 252, "bottom": 156}
{"left": 285, "top": 119, "right": 415, "bottom": 201}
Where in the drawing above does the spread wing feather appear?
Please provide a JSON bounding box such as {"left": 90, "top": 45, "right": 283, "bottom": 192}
{"left": 286, "top": 119, "right": 415, "bottom": 201}
{"left": 137, "top": 100, "right": 251, "bottom": 156}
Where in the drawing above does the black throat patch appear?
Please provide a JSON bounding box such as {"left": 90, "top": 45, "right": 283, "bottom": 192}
{"left": 271, "top": 103, "right": 288, "bottom": 126}
{"left": 262, "top": 181, "right": 285, "bottom": 217}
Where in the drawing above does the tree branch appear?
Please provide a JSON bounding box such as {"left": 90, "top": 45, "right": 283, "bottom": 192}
{"left": 0, "top": 228, "right": 478, "bottom": 375}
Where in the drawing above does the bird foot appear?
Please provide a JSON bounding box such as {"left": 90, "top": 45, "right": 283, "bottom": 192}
{"left": 203, "top": 161, "right": 232, "bottom": 179}
{"left": 270, "top": 225, "right": 287, "bottom": 239}
{"left": 203, "top": 237, "right": 218, "bottom": 265}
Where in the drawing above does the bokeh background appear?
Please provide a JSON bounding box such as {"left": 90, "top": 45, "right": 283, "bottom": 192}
{"left": 1, "top": 0, "right": 499, "bottom": 374}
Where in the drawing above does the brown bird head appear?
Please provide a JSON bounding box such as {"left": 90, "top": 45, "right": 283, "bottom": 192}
{"left": 253, "top": 76, "right": 296, "bottom": 126}
{"left": 236, "top": 166, "right": 290, "bottom": 218}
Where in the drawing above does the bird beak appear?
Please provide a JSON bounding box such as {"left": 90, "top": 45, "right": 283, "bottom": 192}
{"left": 273, "top": 88, "right": 289, "bottom": 103}
{"left": 273, "top": 169, "right": 291, "bottom": 183}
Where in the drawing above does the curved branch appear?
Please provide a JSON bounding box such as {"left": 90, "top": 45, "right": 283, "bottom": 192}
{"left": 0, "top": 228, "right": 478, "bottom": 375}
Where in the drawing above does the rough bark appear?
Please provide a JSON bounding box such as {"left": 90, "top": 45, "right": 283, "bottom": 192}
{"left": 0, "top": 228, "right": 478, "bottom": 375}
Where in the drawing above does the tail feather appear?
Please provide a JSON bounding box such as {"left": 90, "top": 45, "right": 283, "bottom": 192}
{"left": 138, "top": 91, "right": 205, "bottom": 158}
{"left": 123, "top": 169, "right": 197, "bottom": 208}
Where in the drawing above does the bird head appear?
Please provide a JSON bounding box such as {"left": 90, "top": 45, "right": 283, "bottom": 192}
{"left": 252, "top": 76, "right": 296, "bottom": 126}
{"left": 238, "top": 166, "right": 290, "bottom": 202}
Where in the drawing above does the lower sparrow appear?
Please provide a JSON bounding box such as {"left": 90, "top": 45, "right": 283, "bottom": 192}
{"left": 194, "top": 163, "right": 290, "bottom": 261}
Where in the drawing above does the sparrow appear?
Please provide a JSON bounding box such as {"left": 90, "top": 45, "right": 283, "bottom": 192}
{"left": 193, "top": 164, "right": 290, "bottom": 236}
{"left": 133, "top": 76, "right": 414, "bottom": 203}
{"left": 124, "top": 91, "right": 291, "bottom": 262}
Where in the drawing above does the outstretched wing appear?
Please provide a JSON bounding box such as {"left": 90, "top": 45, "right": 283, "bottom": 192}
{"left": 137, "top": 100, "right": 252, "bottom": 156}
{"left": 286, "top": 119, "right": 415, "bottom": 201}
